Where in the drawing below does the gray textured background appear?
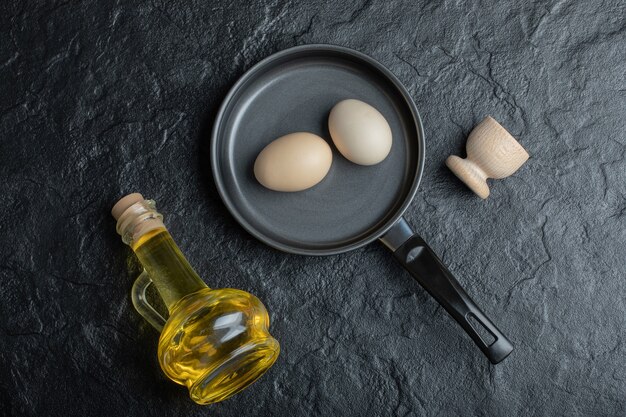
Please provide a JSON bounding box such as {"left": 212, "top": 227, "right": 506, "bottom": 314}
{"left": 1, "top": 1, "right": 625, "bottom": 416}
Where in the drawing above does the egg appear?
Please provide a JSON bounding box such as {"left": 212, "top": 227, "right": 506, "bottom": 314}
{"left": 254, "top": 132, "right": 333, "bottom": 192}
{"left": 328, "top": 99, "right": 392, "bottom": 165}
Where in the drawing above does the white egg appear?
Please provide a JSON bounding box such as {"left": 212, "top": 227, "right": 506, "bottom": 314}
{"left": 328, "top": 99, "right": 392, "bottom": 166}
{"left": 254, "top": 132, "right": 333, "bottom": 192}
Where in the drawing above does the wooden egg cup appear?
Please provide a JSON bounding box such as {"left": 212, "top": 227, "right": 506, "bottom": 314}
{"left": 446, "top": 116, "right": 529, "bottom": 199}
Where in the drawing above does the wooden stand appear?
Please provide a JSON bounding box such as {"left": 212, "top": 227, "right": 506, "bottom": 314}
{"left": 446, "top": 116, "right": 529, "bottom": 199}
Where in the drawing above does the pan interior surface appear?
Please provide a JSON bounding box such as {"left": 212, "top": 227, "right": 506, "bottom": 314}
{"left": 213, "top": 47, "right": 421, "bottom": 254}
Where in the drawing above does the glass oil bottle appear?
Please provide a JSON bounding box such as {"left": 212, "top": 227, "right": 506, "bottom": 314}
{"left": 112, "top": 193, "right": 280, "bottom": 405}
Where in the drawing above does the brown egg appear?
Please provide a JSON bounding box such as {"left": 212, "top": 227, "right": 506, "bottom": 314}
{"left": 328, "top": 99, "right": 392, "bottom": 165}
{"left": 254, "top": 132, "right": 333, "bottom": 192}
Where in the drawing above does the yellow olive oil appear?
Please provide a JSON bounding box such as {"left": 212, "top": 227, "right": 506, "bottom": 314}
{"left": 113, "top": 194, "right": 279, "bottom": 405}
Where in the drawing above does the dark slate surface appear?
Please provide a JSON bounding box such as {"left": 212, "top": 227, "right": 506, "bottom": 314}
{"left": 1, "top": 1, "right": 625, "bottom": 416}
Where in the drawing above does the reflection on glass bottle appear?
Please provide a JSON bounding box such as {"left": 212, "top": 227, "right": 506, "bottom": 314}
{"left": 112, "top": 194, "right": 279, "bottom": 405}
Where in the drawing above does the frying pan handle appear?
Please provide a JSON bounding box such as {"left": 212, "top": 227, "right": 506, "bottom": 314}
{"left": 381, "top": 218, "right": 513, "bottom": 364}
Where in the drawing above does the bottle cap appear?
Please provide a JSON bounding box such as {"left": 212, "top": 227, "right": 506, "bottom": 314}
{"left": 111, "top": 193, "right": 145, "bottom": 220}
{"left": 112, "top": 193, "right": 165, "bottom": 244}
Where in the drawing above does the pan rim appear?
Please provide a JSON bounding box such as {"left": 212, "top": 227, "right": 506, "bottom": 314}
{"left": 210, "top": 44, "right": 425, "bottom": 256}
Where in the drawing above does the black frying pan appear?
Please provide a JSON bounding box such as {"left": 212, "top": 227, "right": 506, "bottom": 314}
{"left": 211, "top": 44, "right": 513, "bottom": 364}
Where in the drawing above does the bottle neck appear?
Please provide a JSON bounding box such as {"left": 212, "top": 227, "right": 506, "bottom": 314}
{"left": 114, "top": 196, "right": 207, "bottom": 312}
{"left": 132, "top": 227, "right": 207, "bottom": 311}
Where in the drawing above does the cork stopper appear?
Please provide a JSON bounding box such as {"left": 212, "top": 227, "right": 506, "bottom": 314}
{"left": 112, "top": 193, "right": 166, "bottom": 245}
{"left": 112, "top": 193, "right": 145, "bottom": 220}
